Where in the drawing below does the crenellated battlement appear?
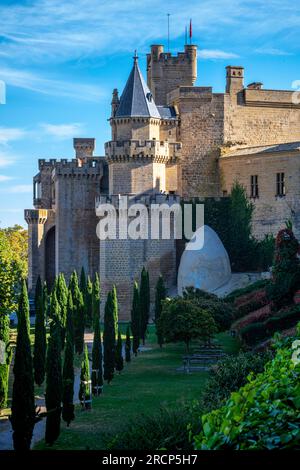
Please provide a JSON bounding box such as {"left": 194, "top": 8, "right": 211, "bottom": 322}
{"left": 95, "top": 192, "right": 180, "bottom": 211}
{"left": 105, "top": 139, "right": 181, "bottom": 162}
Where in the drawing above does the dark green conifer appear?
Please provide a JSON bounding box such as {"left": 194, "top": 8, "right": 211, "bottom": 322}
{"left": 79, "top": 344, "right": 91, "bottom": 410}
{"left": 55, "top": 273, "right": 68, "bottom": 347}
{"left": 125, "top": 326, "right": 131, "bottom": 363}
{"left": 45, "top": 319, "right": 62, "bottom": 445}
{"left": 115, "top": 331, "right": 124, "bottom": 373}
{"left": 10, "top": 280, "right": 36, "bottom": 450}
{"left": 33, "top": 277, "right": 47, "bottom": 386}
{"left": 103, "top": 291, "right": 115, "bottom": 383}
{"left": 154, "top": 275, "right": 166, "bottom": 347}
{"left": 131, "top": 282, "right": 140, "bottom": 356}
{"left": 85, "top": 276, "right": 93, "bottom": 328}
{"left": 62, "top": 291, "right": 75, "bottom": 426}
{"left": 91, "top": 307, "right": 103, "bottom": 396}
{"left": 92, "top": 273, "right": 100, "bottom": 330}
{"left": 140, "top": 267, "right": 150, "bottom": 344}
{"left": 111, "top": 285, "right": 118, "bottom": 339}
{"left": 69, "top": 271, "right": 84, "bottom": 354}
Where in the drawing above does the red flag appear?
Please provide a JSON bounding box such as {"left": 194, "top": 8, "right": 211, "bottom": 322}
{"left": 189, "top": 19, "right": 192, "bottom": 40}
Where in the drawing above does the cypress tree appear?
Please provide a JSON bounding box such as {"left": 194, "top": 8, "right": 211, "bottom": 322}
{"left": 92, "top": 273, "right": 100, "bottom": 330}
{"left": 79, "top": 344, "right": 91, "bottom": 410}
{"left": 33, "top": 278, "right": 47, "bottom": 386}
{"left": 80, "top": 267, "right": 87, "bottom": 326}
{"left": 10, "top": 280, "right": 35, "bottom": 450}
{"left": 45, "top": 320, "right": 62, "bottom": 445}
{"left": 140, "top": 267, "right": 150, "bottom": 345}
{"left": 115, "top": 331, "right": 124, "bottom": 373}
{"left": 125, "top": 326, "right": 131, "bottom": 363}
{"left": 56, "top": 273, "right": 68, "bottom": 348}
{"left": 131, "top": 282, "right": 140, "bottom": 356}
{"left": 85, "top": 276, "right": 93, "bottom": 328}
{"left": 70, "top": 271, "right": 85, "bottom": 354}
{"left": 91, "top": 307, "right": 103, "bottom": 396}
{"left": 154, "top": 275, "right": 166, "bottom": 347}
{"left": 62, "top": 291, "right": 75, "bottom": 426}
{"left": 103, "top": 291, "right": 115, "bottom": 384}
{"left": 111, "top": 285, "right": 118, "bottom": 339}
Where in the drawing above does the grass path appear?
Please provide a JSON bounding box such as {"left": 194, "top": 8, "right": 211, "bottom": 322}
{"left": 34, "top": 327, "right": 239, "bottom": 450}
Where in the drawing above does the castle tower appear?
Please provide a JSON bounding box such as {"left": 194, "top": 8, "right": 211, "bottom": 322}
{"left": 105, "top": 53, "right": 181, "bottom": 195}
{"left": 147, "top": 44, "right": 197, "bottom": 106}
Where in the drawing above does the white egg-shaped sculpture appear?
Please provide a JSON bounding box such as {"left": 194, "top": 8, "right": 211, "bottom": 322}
{"left": 177, "top": 225, "right": 231, "bottom": 296}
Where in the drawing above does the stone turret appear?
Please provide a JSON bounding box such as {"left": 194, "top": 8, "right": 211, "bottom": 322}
{"left": 147, "top": 44, "right": 197, "bottom": 106}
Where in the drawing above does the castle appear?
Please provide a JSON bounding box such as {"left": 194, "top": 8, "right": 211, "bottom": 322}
{"left": 25, "top": 43, "right": 300, "bottom": 318}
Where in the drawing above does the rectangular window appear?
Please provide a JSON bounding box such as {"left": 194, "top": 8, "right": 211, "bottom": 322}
{"left": 276, "top": 172, "right": 285, "bottom": 197}
{"left": 250, "top": 175, "right": 259, "bottom": 198}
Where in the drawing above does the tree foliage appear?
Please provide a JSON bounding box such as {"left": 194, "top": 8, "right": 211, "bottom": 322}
{"left": 69, "top": 271, "right": 85, "bottom": 354}
{"left": 45, "top": 321, "right": 62, "bottom": 445}
{"left": 85, "top": 276, "right": 93, "bottom": 328}
{"left": 154, "top": 275, "right": 166, "bottom": 347}
{"left": 33, "top": 277, "right": 47, "bottom": 386}
{"left": 10, "top": 281, "right": 36, "bottom": 450}
{"left": 130, "top": 282, "right": 140, "bottom": 356}
{"left": 92, "top": 273, "right": 100, "bottom": 330}
{"left": 62, "top": 291, "right": 75, "bottom": 426}
{"left": 79, "top": 344, "right": 91, "bottom": 409}
{"left": 103, "top": 291, "right": 116, "bottom": 384}
{"left": 194, "top": 332, "right": 300, "bottom": 449}
{"left": 157, "top": 297, "right": 217, "bottom": 351}
{"left": 125, "top": 326, "right": 131, "bottom": 363}
{"left": 139, "top": 267, "right": 150, "bottom": 345}
{"left": 115, "top": 331, "right": 124, "bottom": 373}
{"left": 91, "top": 307, "right": 103, "bottom": 396}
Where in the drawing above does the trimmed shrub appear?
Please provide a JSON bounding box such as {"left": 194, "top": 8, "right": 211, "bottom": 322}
{"left": 200, "top": 351, "right": 272, "bottom": 412}
{"left": 225, "top": 279, "right": 269, "bottom": 304}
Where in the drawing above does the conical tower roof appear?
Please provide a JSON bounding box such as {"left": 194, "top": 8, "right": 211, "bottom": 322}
{"left": 115, "top": 54, "right": 160, "bottom": 119}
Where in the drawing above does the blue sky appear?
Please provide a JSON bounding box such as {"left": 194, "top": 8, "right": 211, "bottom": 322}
{"left": 0, "top": 0, "right": 299, "bottom": 227}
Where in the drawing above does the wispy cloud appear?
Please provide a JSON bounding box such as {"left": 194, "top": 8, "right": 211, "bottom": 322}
{"left": 0, "top": 127, "right": 27, "bottom": 145}
{"left": 0, "top": 67, "right": 105, "bottom": 101}
{"left": 255, "top": 47, "right": 293, "bottom": 56}
{"left": 0, "top": 175, "right": 13, "bottom": 182}
{"left": 6, "top": 184, "right": 32, "bottom": 194}
{"left": 198, "top": 49, "right": 239, "bottom": 60}
{"left": 0, "top": 150, "right": 15, "bottom": 168}
{"left": 0, "top": 0, "right": 298, "bottom": 66}
{"left": 40, "top": 122, "right": 85, "bottom": 139}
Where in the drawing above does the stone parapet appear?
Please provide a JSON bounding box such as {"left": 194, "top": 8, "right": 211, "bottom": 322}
{"left": 105, "top": 139, "right": 181, "bottom": 162}
{"left": 24, "top": 209, "right": 48, "bottom": 224}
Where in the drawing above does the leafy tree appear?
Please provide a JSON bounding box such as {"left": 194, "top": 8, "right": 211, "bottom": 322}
{"left": 85, "top": 276, "right": 93, "bottom": 328}
{"left": 92, "top": 273, "right": 101, "bottom": 330}
{"left": 69, "top": 271, "right": 85, "bottom": 354}
{"left": 228, "top": 182, "right": 255, "bottom": 271}
{"left": 45, "top": 320, "right": 62, "bottom": 445}
{"left": 154, "top": 275, "right": 166, "bottom": 347}
{"left": 130, "top": 282, "right": 140, "bottom": 356}
{"left": 10, "top": 280, "right": 36, "bottom": 450}
{"left": 115, "top": 331, "right": 124, "bottom": 373}
{"left": 91, "top": 306, "right": 103, "bottom": 396}
{"left": 55, "top": 273, "right": 68, "bottom": 347}
{"left": 140, "top": 267, "right": 150, "bottom": 345}
{"left": 157, "top": 297, "right": 217, "bottom": 352}
{"left": 125, "top": 326, "right": 131, "bottom": 363}
{"left": 33, "top": 277, "right": 47, "bottom": 386}
{"left": 103, "top": 291, "right": 115, "bottom": 384}
{"left": 111, "top": 285, "right": 118, "bottom": 339}
{"left": 267, "top": 226, "right": 300, "bottom": 308}
{"left": 79, "top": 344, "right": 91, "bottom": 409}
{"left": 62, "top": 291, "right": 75, "bottom": 426}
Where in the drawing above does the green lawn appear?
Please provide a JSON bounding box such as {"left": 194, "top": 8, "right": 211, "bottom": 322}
{"left": 34, "top": 326, "right": 239, "bottom": 450}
